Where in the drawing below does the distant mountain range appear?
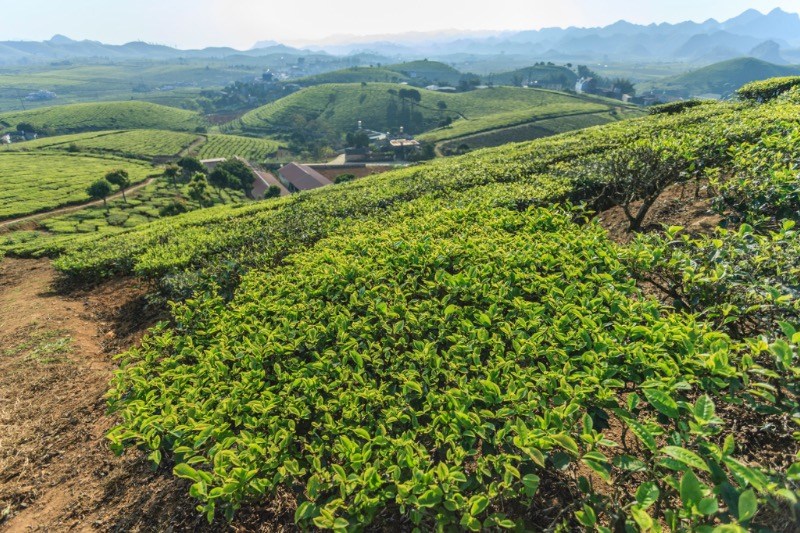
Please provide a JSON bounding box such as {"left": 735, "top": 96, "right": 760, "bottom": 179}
{"left": 0, "top": 35, "right": 308, "bottom": 65}
{"left": 2, "top": 8, "right": 799, "bottom": 66}
{"left": 313, "top": 8, "right": 800, "bottom": 64}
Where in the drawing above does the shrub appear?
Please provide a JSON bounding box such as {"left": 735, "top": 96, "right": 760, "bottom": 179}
{"left": 737, "top": 77, "right": 800, "bottom": 103}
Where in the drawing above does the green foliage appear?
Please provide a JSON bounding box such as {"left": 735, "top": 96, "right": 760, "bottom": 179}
{"left": 0, "top": 101, "right": 203, "bottom": 135}
{"left": 188, "top": 172, "right": 213, "bottom": 207}
{"left": 232, "top": 83, "right": 630, "bottom": 141}
{"left": 569, "top": 136, "right": 697, "bottom": 231}
{"left": 197, "top": 134, "right": 279, "bottom": 162}
{"left": 334, "top": 173, "right": 355, "bottom": 184}
{"left": 649, "top": 100, "right": 708, "bottom": 115}
{"left": 5, "top": 79, "right": 798, "bottom": 531}
{"left": 4, "top": 130, "right": 200, "bottom": 159}
{"left": 0, "top": 152, "right": 152, "bottom": 220}
{"left": 86, "top": 178, "right": 112, "bottom": 208}
{"left": 738, "top": 76, "right": 800, "bottom": 102}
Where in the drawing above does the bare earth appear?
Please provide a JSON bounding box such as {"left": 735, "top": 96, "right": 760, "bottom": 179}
{"left": 0, "top": 259, "right": 292, "bottom": 532}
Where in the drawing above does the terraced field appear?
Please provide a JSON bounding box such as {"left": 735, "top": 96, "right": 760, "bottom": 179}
{"left": 197, "top": 134, "right": 280, "bottom": 161}
{"left": 4, "top": 130, "right": 201, "bottom": 159}
{"left": 0, "top": 152, "right": 154, "bottom": 220}
{"left": 0, "top": 101, "right": 204, "bottom": 134}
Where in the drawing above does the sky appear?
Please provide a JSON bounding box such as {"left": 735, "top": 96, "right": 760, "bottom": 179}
{"left": 0, "top": 0, "right": 798, "bottom": 50}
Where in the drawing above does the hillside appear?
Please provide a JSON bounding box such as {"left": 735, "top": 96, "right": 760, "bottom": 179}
{"left": 2, "top": 80, "right": 800, "bottom": 531}
{"left": 389, "top": 60, "right": 464, "bottom": 85}
{"left": 3, "top": 129, "right": 201, "bottom": 159}
{"left": 0, "top": 152, "right": 154, "bottom": 220}
{"left": 642, "top": 57, "right": 800, "bottom": 98}
{"left": 297, "top": 66, "right": 411, "bottom": 86}
{"left": 0, "top": 101, "right": 204, "bottom": 135}
{"left": 231, "top": 83, "right": 628, "bottom": 140}
{"left": 488, "top": 64, "right": 578, "bottom": 87}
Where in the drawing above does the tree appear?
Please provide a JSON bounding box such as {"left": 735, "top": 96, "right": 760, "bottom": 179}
{"left": 437, "top": 100, "right": 448, "bottom": 111}
{"left": 87, "top": 179, "right": 113, "bottom": 212}
{"left": 177, "top": 156, "right": 205, "bottom": 178}
{"left": 215, "top": 159, "right": 256, "bottom": 196}
{"left": 264, "top": 185, "right": 281, "bottom": 198}
{"left": 612, "top": 78, "right": 636, "bottom": 96}
{"left": 164, "top": 164, "right": 180, "bottom": 188}
{"left": 16, "top": 122, "right": 35, "bottom": 134}
{"left": 209, "top": 168, "right": 233, "bottom": 195}
{"left": 188, "top": 173, "right": 213, "bottom": 207}
{"left": 105, "top": 169, "right": 131, "bottom": 203}
{"left": 586, "top": 139, "right": 694, "bottom": 232}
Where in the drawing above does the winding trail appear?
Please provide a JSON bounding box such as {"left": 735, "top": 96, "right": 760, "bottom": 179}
{"left": 0, "top": 177, "right": 158, "bottom": 229}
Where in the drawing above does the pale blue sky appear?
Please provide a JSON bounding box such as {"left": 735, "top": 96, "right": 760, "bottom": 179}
{"left": 0, "top": 0, "right": 797, "bottom": 49}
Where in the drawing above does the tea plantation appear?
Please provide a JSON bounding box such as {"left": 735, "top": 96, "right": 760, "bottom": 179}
{"left": 0, "top": 152, "right": 154, "bottom": 220}
{"left": 3, "top": 79, "right": 800, "bottom": 531}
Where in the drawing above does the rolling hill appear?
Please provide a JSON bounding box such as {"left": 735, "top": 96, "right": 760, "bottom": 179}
{"left": 487, "top": 65, "right": 577, "bottom": 87}
{"left": 230, "top": 83, "right": 631, "bottom": 141}
{"left": 0, "top": 101, "right": 204, "bottom": 135}
{"left": 642, "top": 57, "right": 800, "bottom": 98}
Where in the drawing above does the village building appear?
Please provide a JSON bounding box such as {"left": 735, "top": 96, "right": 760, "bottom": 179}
{"left": 0, "top": 134, "right": 11, "bottom": 145}
{"left": 200, "top": 158, "right": 226, "bottom": 171}
{"left": 277, "top": 162, "right": 333, "bottom": 192}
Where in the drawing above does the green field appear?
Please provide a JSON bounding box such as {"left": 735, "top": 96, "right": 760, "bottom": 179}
{"left": 197, "top": 134, "right": 280, "bottom": 161}
{"left": 487, "top": 64, "right": 578, "bottom": 87}
{"left": 4, "top": 129, "right": 201, "bottom": 159}
{"left": 435, "top": 110, "right": 636, "bottom": 153}
{"left": 232, "top": 83, "right": 630, "bottom": 139}
{"left": 2, "top": 176, "right": 247, "bottom": 255}
{"left": 0, "top": 152, "right": 154, "bottom": 220}
{"left": 297, "top": 67, "right": 411, "bottom": 86}
{"left": 0, "top": 101, "right": 204, "bottom": 135}
{"left": 640, "top": 57, "right": 800, "bottom": 98}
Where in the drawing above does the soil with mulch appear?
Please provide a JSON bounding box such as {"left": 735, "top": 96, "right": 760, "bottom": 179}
{"left": 596, "top": 181, "right": 722, "bottom": 244}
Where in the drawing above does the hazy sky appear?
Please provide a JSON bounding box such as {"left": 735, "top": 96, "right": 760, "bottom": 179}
{"left": 1, "top": 0, "right": 798, "bottom": 49}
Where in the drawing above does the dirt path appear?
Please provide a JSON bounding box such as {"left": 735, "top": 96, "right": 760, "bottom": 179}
{"left": 0, "top": 259, "right": 292, "bottom": 532}
{"left": 0, "top": 177, "right": 158, "bottom": 229}
{"left": 0, "top": 259, "right": 188, "bottom": 531}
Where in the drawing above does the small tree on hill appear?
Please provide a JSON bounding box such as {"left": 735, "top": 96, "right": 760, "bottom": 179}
{"left": 208, "top": 168, "right": 234, "bottom": 196}
{"left": 188, "top": 172, "right": 213, "bottom": 207}
{"left": 264, "top": 185, "right": 281, "bottom": 198}
{"left": 105, "top": 169, "right": 131, "bottom": 203}
{"left": 587, "top": 138, "right": 695, "bottom": 232}
{"left": 215, "top": 159, "right": 256, "bottom": 197}
{"left": 177, "top": 156, "right": 205, "bottom": 178}
{"left": 164, "top": 164, "right": 180, "bottom": 188}
{"left": 87, "top": 179, "right": 113, "bottom": 212}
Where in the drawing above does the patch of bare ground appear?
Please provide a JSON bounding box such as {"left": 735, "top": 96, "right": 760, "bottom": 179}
{"left": 596, "top": 181, "right": 722, "bottom": 244}
{"left": 0, "top": 258, "right": 299, "bottom": 532}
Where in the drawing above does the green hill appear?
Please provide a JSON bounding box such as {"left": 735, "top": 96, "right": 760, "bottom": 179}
{"left": 643, "top": 57, "right": 800, "bottom": 98}
{"left": 297, "top": 67, "right": 411, "bottom": 86}
{"left": 488, "top": 64, "right": 578, "bottom": 87}
{"left": 0, "top": 101, "right": 204, "bottom": 135}
{"left": 9, "top": 91, "right": 799, "bottom": 532}
{"left": 3, "top": 129, "right": 201, "bottom": 159}
{"left": 232, "top": 83, "right": 628, "bottom": 140}
{"left": 389, "top": 60, "right": 464, "bottom": 85}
